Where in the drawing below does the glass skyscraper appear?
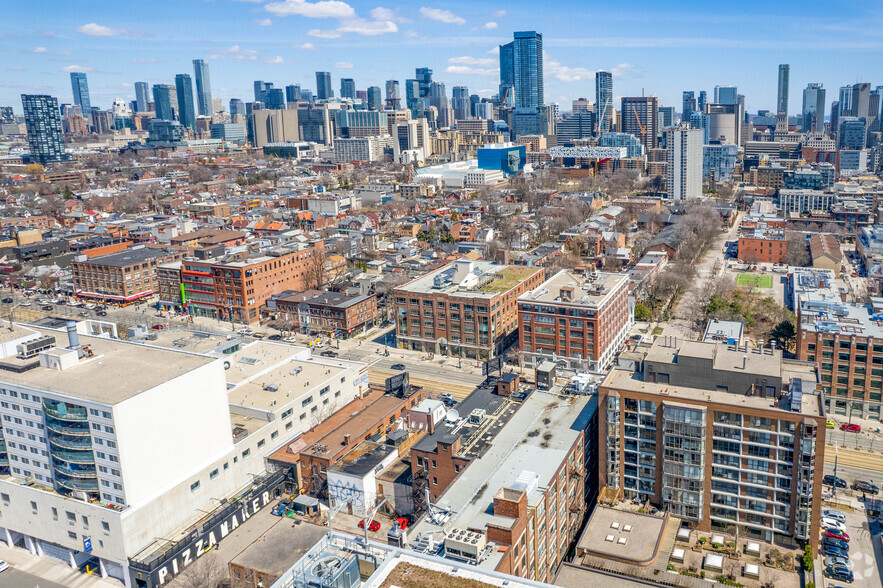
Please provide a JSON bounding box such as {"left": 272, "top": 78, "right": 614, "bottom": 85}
{"left": 192, "top": 59, "right": 213, "bottom": 117}
{"left": 134, "top": 81, "right": 149, "bottom": 113}
{"left": 498, "top": 41, "right": 515, "bottom": 107}
{"left": 511, "top": 30, "right": 543, "bottom": 136}
{"left": 367, "top": 86, "right": 382, "bottom": 110}
{"left": 229, "top": 98, "right": 245, "bottom": 118}
{"left": 152, "top": 84, "right": 175, "bottom": 121}
{"left": 416, "top": 67, "right": 432, "bottom": 99}
{"left": 452, "top": 86, "right": 470, "bottom": 120}
{"left": 70, "top": 72, "right": 91, "bottom": 115}
{"left": 682, "top": 91, "right": 695, "bottom": 120}
{"left": 714, "top": 85, "right": 738, "bottom": 105}
{"left": 175, "top": 74, "right": 196, "bottom": 130}
{"left": 595, "top": 71, "right": 613, "bottom": 134}
{"left": 316, "top": 72, "right": 333, "bottom": 100}
{"left": 777, "top": 64, "right": 790, "bottom": 115}
{"left": 285, "top": 84, "right": 301, "bottom": 104}
{"left": 265, "top": 88, "right": 285, "bottom": 110}
{"left": 21, "top": 94, "right": 66, "bottom": 164}
{"left": 802, "top": 83, "right": 826, "bottom": 133}
{"left": 340, "top": 78, "right": 356, "bottom": 100}
{"left": 385, "top": 80, "right": 400, "bottom": 107}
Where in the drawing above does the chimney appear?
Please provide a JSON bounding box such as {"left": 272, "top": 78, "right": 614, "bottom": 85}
{"left": 343, "top": 434, "right": 350, "bottom": 446}
{"left": 66, "top": 321, "right": 84, "bottom": 359}
{"left": 742, "top": 355, "right": 747, "bottom": 369}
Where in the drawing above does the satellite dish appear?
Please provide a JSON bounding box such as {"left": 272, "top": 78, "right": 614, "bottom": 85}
{"left": 445, "top": 409, "right": 460, "bottom": 422}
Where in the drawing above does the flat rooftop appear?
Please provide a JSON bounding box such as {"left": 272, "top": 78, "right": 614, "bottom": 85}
{"left": 518, "top": 269, "right": 627, "bottom": 308}
{"left": 227, "top": 355, "right": 351, "bottom": 412}
{"left": 799, "top": 300, "right": 883, "bottom": 339}
{"left": 77, "top": 246, "right": 177, "bottom": 267}
{"left": 140, "top": 329, "right": 240, "bottom": 355}
{"left": 575, "top": 506, "right": 667, "bottom": 564}
{"left": 230, "top": 519, "right": 327, "bottom": 577}
{"left": 222, "top": 341, "right": 311, "bottom": 385}
{"left": 0, "top": 326, "right": 215, "bottom": 405}
{"left": 555, "top": 563, "right": 648, "bottom": 587}
{"left": 329, "top": 441, "right": 396, "bottom": 477}
{"left": 644, "top": 339, "right": 781, "bottom": 380}
{"left": 397, "top": 261, "right": 539, "bottom": 298}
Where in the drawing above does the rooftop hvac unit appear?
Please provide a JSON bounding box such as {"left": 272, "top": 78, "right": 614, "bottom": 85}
{"left": 17, "top": 335, "right": 57, "bottom": 359}
{"left": 468, "top": 409, "right": 487, "bottom": 424}
{"left": 300, "top": 550, "right": 360, "bottom": 588}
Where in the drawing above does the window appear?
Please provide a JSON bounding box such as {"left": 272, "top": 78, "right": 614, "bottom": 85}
{"left": 271, "top": 431, "right": 279, "bottom": 440}
{"left": 82, "top": 515, "right": 89, "bottom": 529}
{"left": 210, "top": 469, "right": 219, "bottom": 480}
{"left": 432, "top": 477, "right": 438, "bottom": 485}
{"left": 302, "top": 397, "right": 313, "bottom": 408}
{"left": 242, "top": 449, "right": 251, "bottom": 458}
{"left": 31, "top": 501, "right": 37, "bottom": 514}
{"left": 190, "top": 480, "right": 201, "bottom": 492}
{"left": 68, "top": 531, "right": 77, "bottom": 540}
{"left": 257, "top": 439, "right": 266, "bottom": 448}
{"left": 66, "top": 511, "right": 76, "bottom": 522}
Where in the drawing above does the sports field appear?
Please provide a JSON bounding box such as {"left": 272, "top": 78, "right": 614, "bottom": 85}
{"left": 735, "top": 273, "right": 773, "bottom": 288}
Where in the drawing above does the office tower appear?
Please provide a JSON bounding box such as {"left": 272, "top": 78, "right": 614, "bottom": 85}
{"left": 714, "top": 85, "right": 738, "bottom": 105}
{"left": 475, "top": 102, "right": 493, "bottom": 120}
{"left": 300, "top": 89, "right": 314, "bottom": 103}
{"left": 384, "top": 80, "right": 401, "bottom": 109}
{"left": 416, "top": 67, "right": 432, "bottom": 98}
{"left": 285, "top": 84, "right": 301, "bottom": 104}
{"left": 698, "top": 90, "right": 707, "bottom": 112}
{"left": 830, "top": 101, "right": 840, "bottom": 139}
{"left": 192, "top": 59, "right": 212, "bottom": 117}
{"left": 70, "top": 72, "right": 91, "bottom": 115}
{"left": 91, "top": 110, "right": 115, "bottom": 134}
{"left": 838, "top": 117, "right": 866, "bottom": 149}
{"left": 174, "top": 74, "right": 196, "bottom": 130}
{"left": 429, "top": 81, "right": 447, "bottom": 110}
{"left": 838, "top": 86, "right": 852, "bottom": 116}
{"left": 595, "top": 71, "right": 613, "bottom": 133}
{"left": 690, "top": 111, "right": 710, "bottom": 144}
{"left": 229, "top": 98, "right": 245, "bottom": 118}
{"left": 667, "top": 127, "right": 703, "bottom": 200}
{"left": 777, "top": 64, "right": 790, "bottom": 114}
{"left": 134, "top": 82, "right": 149, "bottom": 113}
{"left": 621, "top": 96, "right": 658, "bottom": 150}
{"left": 802, "top": 83, "right": 826, "bottom": 133}
{"left": 265, "top": 88, "right": 285, "bottom": 110}
{"left": 510, "top": 31, "right": 543, "bottom": 136}
{"left": 572, "top": 98, "right": 592, "bottom": 114}
{"left": 152, "top": 84, "right": 175, "bottom": 121}
{"left": 367, "top": 86, "right": 382, "bottom": 110}
{"left": 707, "top": 103, "right": 742, "bottom": 145}
{"left": 682, "top": 91, "right": 696, "bottom": 120}
{"left": 469, "top": 94, "right": 480, "bottom": 116}
{"left": 0, "top": 106, "right": 14, "bottom": 124}
{"left": 556, "top": 112, "right": 595, "bottom": 144}
{"left": 404, "top": 79, "right": 420, "bottom": 114}
{"left": 498, "top": 40, "right": 515, "bottom": 107}
{"left": 355, "top": 90, "right": 367, "bottom": 101}
{"left": 658, "top": 106, "right": 675, "bottom": 129}
{"left": 452, "top": 86, "right": 470, "bottom": 120}
{"left": 297, "top": 104, "right": 333, "bottom": 145}
{"left": 340, "top": 78, "right": 355, "bottom": 100}
{"left": 250, "top": 109, "right": 299, "bottom": 147}
{"left": 21, "top": 94, "right": 66, "bottom": 164}
{"left": 316, "top": 72, "right": 333, "bottom": 100}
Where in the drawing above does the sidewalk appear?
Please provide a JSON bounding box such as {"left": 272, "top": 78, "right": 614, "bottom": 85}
{"left": 0, "top": 542, "right": 122, "bottom": 588}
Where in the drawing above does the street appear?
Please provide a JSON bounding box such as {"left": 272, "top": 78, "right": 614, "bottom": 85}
{"left": 0, "top": 567, "right": 72, "bottom": 588}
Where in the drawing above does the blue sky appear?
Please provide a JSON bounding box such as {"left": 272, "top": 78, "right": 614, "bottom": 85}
{"left": 2, "top": 0, "right": 882, "bottom": 115}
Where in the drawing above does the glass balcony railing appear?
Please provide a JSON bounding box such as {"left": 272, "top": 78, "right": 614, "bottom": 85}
{"left": 53, "top": 464, "right": 97, "bottom": 479}
{"left": 50, "top": 448, "right": 95, "bottom": 464}
{"left": 42, "top": 403, "right": 88, "bottom": 421}
{"left": 48, "top": 434, "right": 93, "bottom": 450}
{"left": 0, "top": 455, "right": 8, "bottom": 467}
{"left": 45, "top": 419, "right": 90, "bottom": 436}
{"left": 55, "top": 475, "right": 99, "bottom": 493}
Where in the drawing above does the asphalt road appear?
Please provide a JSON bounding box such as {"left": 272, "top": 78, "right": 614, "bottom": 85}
{"left": 1, "top": 567, "right": 70, "bottom": 588}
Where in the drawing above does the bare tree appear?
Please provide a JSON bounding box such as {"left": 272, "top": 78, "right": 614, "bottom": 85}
{"left": 189, "top": 166, "right": 213, "bottom": 184}
{"left": 174, "top": 552, "right": 227, "bottom": 588}
{"left": 304, "top": 250, "right": 327, "bottom": 290}
{"left": 784, "top": 231, "right": 809, "bottom": 267}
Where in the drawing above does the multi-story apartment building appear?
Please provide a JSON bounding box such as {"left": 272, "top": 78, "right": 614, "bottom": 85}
{"left": 273, "top": 291, "right": 378, "bottom": 338}
{"left": 600, "top": 338, "right": 825, "bottom": 548}
{"left": 176, "top": 242, "right": 324, "bottom": 324}
{"left": 71, "top": 246, "right": 184, "bottom": 304}
{"left": 394, "top": 260, "right": 545, "bottom": 360}
{"left": 517, "top": 269, "right": 631, "bottom": 372}
{"left": 737, "top": 230, "right": 787, "bottom": 264}
{"left": 0, "top": 322, "right": 368, "bottom": 587}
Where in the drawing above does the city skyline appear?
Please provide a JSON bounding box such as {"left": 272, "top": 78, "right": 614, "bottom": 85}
{"left": 2, "top": 0, "right": 883, "bottom": 114}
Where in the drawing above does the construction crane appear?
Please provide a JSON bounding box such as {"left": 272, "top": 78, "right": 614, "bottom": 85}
{"left": 632, "top": 105, "right": 647, "bottom": 143}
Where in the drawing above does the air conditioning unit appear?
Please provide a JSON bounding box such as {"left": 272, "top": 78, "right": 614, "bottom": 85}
{"left": 300, "top": 549, "right": 360, "bottom": 588}
{"left": 17, "top": 335, "right": 57, "bottom": 359}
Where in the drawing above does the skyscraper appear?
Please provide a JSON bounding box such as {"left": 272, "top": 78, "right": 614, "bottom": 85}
{"left": 452, "top": 86, "right": 470, "bottom": 120}
{"left": 0, "top": 106, "right": 14, "bottom": 124}
{"left": 621, "top": 96, "right": 659, "bottom": 150}
{"left": 340, "top": 78, "right": 356, "bottom": 100}
{"left": 367, "top": 86, "right": 382, "bottom": 110}
{"left": 316, "top": 72, "right": 333, "bottom": 100}
{"left": 416, "top": 67, "right": 432, "bottom": 99}
{"left": 229, "top": 98, "right": 245, "bottom": 118}
{"left": 134, "top": 82, "right": 150, "bottom": 113}
{"left": 698, "top": 91, "right": 707, "bottom": 112}
{"left": 21, "top": 94, "right": 66, "bottom": 164}
{"left": 175, "top": 74, "right": 196, "bottom": 130}
{"left": 714, "top": 85, "right": 738, "bottom": 105}
{"left": 265, "top": 88, "right": 285, "bottom": 110}
{"left": 254, "top": 81, "right": 272, "bottom": 103}
{"left": 682, "top": 91, "right": 696, "bottom": 120}
{"left": 285, "top": 84, "right": 301, "bottom": 104}
{"left": 595, "top": 71, "right": 613, "bottom": 134}
{"left": 499, "top": 41, "right": 515, "bottom": 107}
{"left": 70, "top": 72, "right": 91, "bottom": 115}
{"left": 385, "top": 80, "right": 400, "bottom": 108}
{"left": 429, "top": 82, "right": 447, "bottom": 111}
{"left": 777, "top": 64, "right": 790, "bottom": 114}
{"left": 152, "top": 84, "right": 175, "bottom": 121}
{"left": 192, "top": 59, "right": 212, "bottom": 117}
{"left": 511, "top": 30, "right": 543, "bottom": 136}
{"left": 802, "top": 83, "right": 826, "bottom": 133}
{"left": 667, "top": 127, "right": 703, "bottom": 201}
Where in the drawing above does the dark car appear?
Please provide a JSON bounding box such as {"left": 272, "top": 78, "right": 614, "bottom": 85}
{"left": 823, "top": 545, "right": 849, "bottom": 559}
{"left": 41, "top": 305, "right": 53, "bottom": 311}
{"left": 320, "top": 350, "right": 338, "bottom": 358}
{"left": 823, "top": 536, "right": 849, "bottom": 552}
{"left": 271, "top": 498, "right": 293, "bottom": 516}
{"left": 96, "top": 310, "right": 108, "bottom": 316}
{"left": 1, "top": 298, "right": 12, "bottom": 304}
{"left": 853, "top": 480, "right": 879, "bottom": 494}
{"left": 824, "top": 475, "right": 848, "bottom": 488}
{"left": 391, "top": 363, "right": 406, "bottom": 370}
{"left": 825, "top": 565, "right": 854, "bottom": 583}
{"left": 267, "top": 334, "right": 282, "bottom": 341}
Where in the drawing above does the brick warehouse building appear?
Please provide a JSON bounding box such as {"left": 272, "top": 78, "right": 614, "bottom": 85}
{"left": 272, "top": 291, "right": 378, "bottom": 338}
{"left": 737, "top": 230, "right": 788, "bottom": 264}
{"left": 72, "top": 246, "right": 185, "bottom": 303}
{"left": 518, "top": 268, "right": 631, "bottom": 372}
{"left": 393, "top": 259, "right": 544, "bottom": 360}
{"left": 600, "top": 338, "right": 825, "bottom": 549}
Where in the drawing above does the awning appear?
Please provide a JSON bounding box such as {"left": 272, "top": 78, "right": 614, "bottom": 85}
{"left": 75, "top": 290, "right": 154, "bottom": 302}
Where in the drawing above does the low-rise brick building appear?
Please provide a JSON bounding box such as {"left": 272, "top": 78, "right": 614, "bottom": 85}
{"left": 738, "top": 230, "right": 787, "bottom": 264}
{"left": 72, "top": 246, "right": 184, "bottom": 303}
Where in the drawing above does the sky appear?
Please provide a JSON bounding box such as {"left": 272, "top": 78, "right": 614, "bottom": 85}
{"left": 2, "top": 0, "right": 883, "bottom": 116}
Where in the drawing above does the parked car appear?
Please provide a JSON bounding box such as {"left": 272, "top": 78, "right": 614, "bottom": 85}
{"left": 391, "top": 363, "right": 406, "bottom": 370}
{"left": 267, "top": 334, "right": 281, "bottom": 341}
{"left": 826, "top": 420, "right": 836, "bottom": 428}
{"left": 151, "top": 324, "right": 165, "bottom": 330}
{"left": 823, "top": 545, "right": 849, "bottom": 559}
{"left": 824, "top": 565, "right": 854, "bottom": 583}
{"left": 271, "top": 498, "right": 293, "bottom": 516}
{"left": 19, "top": 301, "right": 31, "bottom": 307}
{"left": 822, "top": 509, "right": 847, "bottom": 522}
{"left": 96, "top": 310, "right": 108, "bottom": 317}
{"left": 0, "top": 560, "right": 7, "bottom": 573}
{"left": 823, "top": 536, "right": 849, "bottom": 552}
{"left": 841, "top": 423, "right": 861, "bottom": 433}
{"left": 319, "top": 350, "right": 338, "bottom": 358}
{"left": 825, "top": 529, "right": 850, "bottom": 542}
{"left": 821, "top": 517, "right": 847, "bottom": 533}
{"left": 79, "top": 311, "right": 89, "bottom": 317}
{"left": 283, "top": 337, "right": 297, "bottom": 343}
{"left": 84, "top": 303, "right": 97, "bottom": 310}
{"left": 824, "top": 556, "right": 853, "bottom": 570}
{"left": 394, "top": 517, "right": 410, "bottom": 530}
{"left": 853, "top": 480, "right": 880, "bottom": 494}
{"left": 358, "top": 519, "right": 381, "bottom": 532}
{"left": 439, "top": 393, "right": 455, "bottom": 405}
{"left": 823, "top": 475, "right": 848, "bottom": 488}
{"left": 1, "top": 298, "right": 12, "bottom": 304}
{"left": 41, "top": 305, "right": 53, "bottom": 311}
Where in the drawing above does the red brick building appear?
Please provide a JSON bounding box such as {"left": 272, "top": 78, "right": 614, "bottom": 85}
{"left": 738, "top": 231, "right": 787, "bottom": 264}
{"left": 72, "top": 246, "right": 185, "bottom": 303}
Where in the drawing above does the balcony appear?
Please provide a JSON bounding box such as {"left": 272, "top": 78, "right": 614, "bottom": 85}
{"left": 48, "top": 434, "right": 93, "bottom": 451}
{"left": 42, "top": 403, "right": 88, "bottom": 422}
{"left": 51, "top": 448, "right": 95, "bottom": 464}
{"left": 45, "top": 418, "right": 90, "bottom": 437}
{"left": 53, "top": 463, "right": 97, "bottom": 479}
{"left": 55, "top": 475, "right": 99, "bottom": 493}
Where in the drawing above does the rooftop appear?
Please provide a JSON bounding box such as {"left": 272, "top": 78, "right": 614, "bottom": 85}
{"left": 75, "top": 246, "right": 179, "bottom": 267}
{"left": 574, "top": 506, "right": 668, "bottom": 565}
{"left": 799, "top": 299, "right": 883, "bottom": 339}
{"left": 328, "top": 440, "right": 397, "bottom": 477}
{"left": 230, "top": 520, "right": 327, "bottom": 577}
{"left": 396, "top": 261, "right": 540, "bottom": 298}
{"left": 518, "top": 269, "right": 627, "bottom": 307}
{"left": 644, "top": 339, "right": 781, "bottom": 379}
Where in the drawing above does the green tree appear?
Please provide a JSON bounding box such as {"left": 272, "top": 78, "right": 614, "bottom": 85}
{"left": 634, "top": 303, "right": 652, "bottom": 321}
{"left": 770, "top": 320, "right": 796, "bottom": 351}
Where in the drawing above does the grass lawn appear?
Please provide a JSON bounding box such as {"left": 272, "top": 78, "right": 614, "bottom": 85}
{"left": 736, "top": 273, "right": 773, "bottom": 288}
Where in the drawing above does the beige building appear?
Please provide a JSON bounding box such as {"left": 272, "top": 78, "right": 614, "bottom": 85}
{"left": 250, "top": 109, "right": 299, "bottom": 147}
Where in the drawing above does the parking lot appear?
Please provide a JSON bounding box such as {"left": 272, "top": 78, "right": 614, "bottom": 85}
{"left": 820, "top": 506, "right": 883, "bottom": 587}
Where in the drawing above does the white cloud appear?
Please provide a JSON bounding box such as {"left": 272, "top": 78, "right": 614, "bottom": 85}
{"left": 493, "top": 10, "right": 506, "bottom": 17}
{"left": 544, "top": 52, "right": 595, "bottom": 82}
{"left": 264, "top": 0, "right": 355, "bottom": 18}
{"left": 62, "top": 65, "right": 94, "bottom": 73}
{"left": 337, "top": 19, "right": 397, "bottom": 36}
{"left": 445, "top": 65, "right": 497, "bottom": 76}
{"left": 295, "top": 42, "right": 316, "bottom": 50}
{"left": 371, "top": 7, "right": 410, "bottom": 23}
{"left": 33, "top": 47, "right": 48, "bottom": 53}
{"left": 334, "top": 61, "right": 354, "bottom": 69}
{"left": 256, "top": 18, "right": 273, "bottom": 26}
{"left": 609, "top": 63, "right": 637, "bottom": 77}
{"left": 77, "top": 23, "right": 126, "bottom": 37}
{"left": 449, "top": 56, "right": 497, "bottom": 67}
{"left": 483, "top": 21, "right": 497, "bottom": 29}
{"left": 210, "top": 45, "right": 284, "bottom": 64}
{"left": 307, "top": 29, "right": 342, "bottom": 39}
{"left": 403, "top": 30, "right": 420, "bottom": 39}
{"left": 419, "top": 7, "right": 465, "bottom": 25}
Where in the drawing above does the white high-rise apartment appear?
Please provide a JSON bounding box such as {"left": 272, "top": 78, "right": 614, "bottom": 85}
{"left": 667, "top": 126, "right": 703, "bottom": 200}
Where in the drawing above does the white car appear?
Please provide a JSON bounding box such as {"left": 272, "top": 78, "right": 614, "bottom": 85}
{"left": 0, "top": 559, "right": 8, "bottom": 573}
{"left": 18, "top": 301, "right": 31, "bottom": 307}
{"left": 84, "top": 303, "right": 97, "bottom": 310}
{"left": 820, "top": 517, "right": 847, "bottom": 532}
{"left": 821, "top": 509, "right": 847, "bottom": 523}
{"left": 823, "top": 555, "right": 853, "bottom": 570}
{"left": 283, "top": 337, "right": 297, "bottom": 343}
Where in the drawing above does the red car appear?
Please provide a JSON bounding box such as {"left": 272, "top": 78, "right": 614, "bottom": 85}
{"left": 358, "top": 519, "right": 381, "bottom": 532}
{"left": 825, "top": 530, "right": 850, "bottom": 542}
{"left": 394, "top": 517, "right": 410, "bottom": 530}
{"left": 841, "top": 423, "right": 861, "bottom": 433}
{"left": 151, "top": 324, "right": 165, "bottom": 330}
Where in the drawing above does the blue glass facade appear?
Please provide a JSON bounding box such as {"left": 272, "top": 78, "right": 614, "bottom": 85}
{"left": 175, "top": 74, "right": 196, "bottom": 130}
{"left": 22, "top": 94, "right": 67, "bottom": 164}
{"left": 477, "top": 145, "right": 526, "bottom": 176}
{"left": 70, "top": 72, "right": 91, "bottom": 115}
{"left": 192, "top": 59, "right": 212, "bottom": 116}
